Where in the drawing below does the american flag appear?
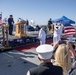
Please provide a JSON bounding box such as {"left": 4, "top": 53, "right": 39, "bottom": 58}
{"left": 0, "top": 13, "right": 2, "bottom": 25}
{"left": 64, "top": 24, "right": 76, "bottom": 36}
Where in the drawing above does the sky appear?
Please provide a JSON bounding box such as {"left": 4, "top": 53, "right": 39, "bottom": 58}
{"left": 0, "top": 0, "right": 76, "bottom": 25}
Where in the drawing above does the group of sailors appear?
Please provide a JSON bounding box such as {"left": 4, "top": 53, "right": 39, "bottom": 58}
{"left": 38, "top": 19, "right": 64, "bottom": 45}
{"left": 38, "top": 18, "right": 74, "bottom": 45}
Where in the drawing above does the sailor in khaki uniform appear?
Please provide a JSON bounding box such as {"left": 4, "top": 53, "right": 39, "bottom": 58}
{"left": 26, "top": 44, "right": 63, "bottom": 75}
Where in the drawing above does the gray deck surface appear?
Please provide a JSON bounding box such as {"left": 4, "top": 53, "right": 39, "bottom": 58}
{"left": 0, "top": 49, "right": 40, "bottom": 75}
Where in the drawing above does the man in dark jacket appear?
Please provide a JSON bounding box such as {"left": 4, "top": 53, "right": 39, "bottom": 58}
{"left": 48, "top": 18, "right": 53, "bottom": 31}
{"left": 8, "top": 15, "right": 14, "bottom": 35}
{"left": 26, "top": 44, "right": 63, "bottom": 75}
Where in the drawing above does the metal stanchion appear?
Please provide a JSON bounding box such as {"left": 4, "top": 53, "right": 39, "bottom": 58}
{"left": 2, "top": 23, "right": 9, "bottom": 46}
{"left": 0, "top": 23, "right": 11, "bottom": 51}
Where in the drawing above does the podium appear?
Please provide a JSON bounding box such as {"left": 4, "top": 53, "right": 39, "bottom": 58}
{"left": 15, "top": 21, "right": 27, "bottom": 38}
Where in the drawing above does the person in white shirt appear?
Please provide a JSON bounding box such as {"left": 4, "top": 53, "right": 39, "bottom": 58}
{"left": 38, "top": 25, "right": 46, "bottom": 45}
